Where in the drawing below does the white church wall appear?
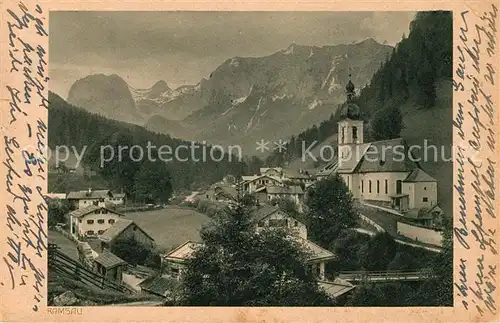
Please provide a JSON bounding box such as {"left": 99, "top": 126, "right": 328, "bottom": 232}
{"left": 359, "top": 172, "right": 409, "bottom": 202}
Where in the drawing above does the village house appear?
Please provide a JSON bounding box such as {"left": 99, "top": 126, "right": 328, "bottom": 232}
{"left": 68, "top": 205, "right": 125, "bottom": 238}
{"left": 67, "top": 189, "right": 113, "bottom": 209}
{"left": 99, "top": 219, "right": 155, "bottom": 253}
{"left": 315, "top": 76, "right": 439, "bottom": 217}
{"left": 107, "top": 193, "right": 126, "bottom": 206}
{"left": 241, "top": 174, "right": 283, "bottom": 193}
{"left": 254, "top": 185, "right": 304, "bottom": 208}
{"left": 93, "top": 249, "right": 128, "bottom": 284}
{"left": 162, "top": 206, "right": 335, "bottom": 281}
{"left": 205, "top": 183, "right": 238, "bottom": 203}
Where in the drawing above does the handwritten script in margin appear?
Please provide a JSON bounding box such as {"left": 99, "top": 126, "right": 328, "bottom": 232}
{"left": 452, "top": 4, "right": 498, "bottom": 318}
{"left": 2, "top": 1, "right": 49, "bottom": 312}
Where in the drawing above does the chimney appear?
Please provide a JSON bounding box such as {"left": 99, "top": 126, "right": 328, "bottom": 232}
{"left": 86, "top": 187, "right": 92, "bottom": 196}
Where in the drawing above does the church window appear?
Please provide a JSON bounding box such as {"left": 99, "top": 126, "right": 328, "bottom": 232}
{"left": 352, "top": 126, "right": 358, "bottom": 142}
{"left": 369, "top": 180, "right": 372, "bottom": 193}
{"left": 361, "top": 180, "right": 364, "bottom": 193}
{"left": 385, "top": 179, "right": 388, "bottom": 194}
{"left": 377, "top": 180, "right": 380, "bottom": 194}
{"left": 342, "top": 127, "right": 345, "bottom": 144}
{"left": 423, "top": 197, "right": 428, "bottom": 202}
{"left": 424, "top": 186, "right": 427, "bottom": 190}
{"left": 396, "top": 180, "right": 402, "bottom": 194}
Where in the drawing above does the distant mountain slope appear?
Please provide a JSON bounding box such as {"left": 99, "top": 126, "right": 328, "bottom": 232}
{"left": 64, "top": 38, "right": 392, "bottom": 149}
{"left": 48, "top": 92, "right": 247, "bottom": 196}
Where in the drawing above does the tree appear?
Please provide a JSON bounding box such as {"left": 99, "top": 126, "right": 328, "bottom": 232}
{"left": 370, "top": 105, "right": 404, "bottom": 141}
{"left": 112, "top": 237, "right": 158, "bottom": 267}
{"left": 305, "top": 174, "right": 358, "bottom": 248}
{"left": 179, "top": 201, "right": 333, "bottom": 306}
{"left": 357, "top": 232, "right": 397, "bottom": 271}
{"left": 133, "top": 161, "right": 173, "bottom": 204}
{"left": 47, "top": 199, "right": 71, "bottom": 228}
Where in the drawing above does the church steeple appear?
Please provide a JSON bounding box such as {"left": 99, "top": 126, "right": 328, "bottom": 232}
{"left": 345, "top": 73, "right": 355, "bottom": 102}
{"left": 337, "top": 73, "right": 364, "bottom": 152}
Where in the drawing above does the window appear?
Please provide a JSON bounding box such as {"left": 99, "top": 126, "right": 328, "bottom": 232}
{"left": 396, "top": 180, "right": 402, "bottom": 194}
{"left": 79, "top": 219, "right": 82, "bottom": 223}
{"left": 294, "top": 221, "right": 298, "bottom": 227}
{"left": 102, "top": 209, "right": 108, "bottom": 214}
{"left": 377, "top": 180, "right": 380, "bottom": 194}
{"left": 352, "top": 126, "right": 358, "bottom": 141}
{"left": 98, "top": 230, "right": 104, "bottom": 234}
{"left": 257, "top": 221, "right": 264, "bottom": 227}
{"left": 87, "top": 220, "right": 94, "bottom": 224}
{"left": 269, "top": 219, "right": 287, "bottom": 227}
{"left": 361, "top": 180, "right": 364, "bottom": 193}
{"left": 369, "top": 180, "right": 372, "bottom": 193}
{"left": 341, "top": 127, "right": 345, "bottom": 144}
{"left": 424, "top": 186, "right": 427, "bottom": 191}
{"left": 385, "top": 179, "right": 388, "bottom": 194}
{"left": 97, "top": 219, "right": 105, "bottom": 224}
{"left": 94, "top": 210, "right": 100, "bottom": 214}
{"left": 86, "top": 230, "right": 94, "bottom": 235}
{"left": 423, "top": 197, "right": 428, "bottom": 202}
{"left": 108, "top": 219, "right": 115, "bottom": 224}
{"left": 93, "top": 201, "right": 98, "bottom": 206}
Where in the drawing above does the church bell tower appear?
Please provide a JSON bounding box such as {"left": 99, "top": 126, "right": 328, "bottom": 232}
{"left": 337, "top": 74, "right": 364, "bottom": 161}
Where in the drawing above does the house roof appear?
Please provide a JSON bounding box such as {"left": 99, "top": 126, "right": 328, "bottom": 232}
{"left": 250, "top": 205, "right": 281, "bottom": 223}
{"left": 67, "top": 189, "right": 112, "bottom": 200}
{"left": 316, "top": 158, "right": 339, "bottom": 177}
{"left": 282, "top": 168, "right": 311, "bottom": 179}
{"left": 266, "top": 185, "right": 304, "bottom": 195}
{"left": 68, "top": 205, "right": 124, "bottom": 219}
{"left": 139, "top": 275, "right": 179, "bottom": 297}
{"left": 354, "top": 138, "right": 418, "bottom": 173}
{"left": 113, "top": 193, "right": 126, "bottom": 198}
{"left": 45, "top": 193, "right": 67, "bottom": 199}
{"left": 94, "top": 249, "right": 127, "bottom": 269}
{"left": 300, "top": 238, "right": 336, "bottom": 261}
{"left": 241, "top": 174, "right": 283, "bottom": 185}
{"left": 318, "top": 278, "right": 356, "bottom": 298}
{"left": 163, "top": 240, "right": 202, "bottom": 261}
{"left": 213, "top": 184, "right": 237, "bottom": 200}
{"left": 403, "top": 168, "right": 437, "bottom": 182}
{"left": 99, "top": 219, "right": 155, "bottom": 244}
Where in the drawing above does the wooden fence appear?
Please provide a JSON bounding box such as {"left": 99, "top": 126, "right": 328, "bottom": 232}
{"left": 48, "top": 244, "right": 131, "bottom": 294}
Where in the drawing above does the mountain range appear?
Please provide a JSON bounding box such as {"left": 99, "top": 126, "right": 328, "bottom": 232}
{"left": 66, "top": 38, "right": 392, "bottom": 151}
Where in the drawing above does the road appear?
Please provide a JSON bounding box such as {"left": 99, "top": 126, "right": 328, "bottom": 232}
{"left": 48, "top": 230, "right": 79, "bottom": 261}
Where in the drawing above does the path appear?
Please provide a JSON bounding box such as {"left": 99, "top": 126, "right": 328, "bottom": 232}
{"left": 48, "top": 230, "right": 79, "bottom": 260}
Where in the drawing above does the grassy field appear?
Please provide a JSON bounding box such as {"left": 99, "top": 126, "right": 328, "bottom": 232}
{"left": 122, "top": 206, "right": 212, "bottom": 252}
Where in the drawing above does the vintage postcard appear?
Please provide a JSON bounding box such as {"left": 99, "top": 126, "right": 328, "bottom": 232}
{"left": 0, "top": 0, "right": 499, "bottom": 322}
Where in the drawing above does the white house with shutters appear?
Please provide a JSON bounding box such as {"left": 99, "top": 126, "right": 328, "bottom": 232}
{"left": 316, "top": 76, "right": 438, "bottom": 216}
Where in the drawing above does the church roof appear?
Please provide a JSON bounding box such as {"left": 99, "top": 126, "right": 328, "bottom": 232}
{"left": 337, "top": 143, "right": 371, "bottom": 173}
{"left": 339, "top": 102, "right": 361, "bottom": 120}
{"left": 316, "top": 159, "right": 339, "bottom": 177}
{"left": 403, "top": 168, "right": 437, "bottom": 182}
{"left": 354, "top": 138, "right": 419, "bottom": 173}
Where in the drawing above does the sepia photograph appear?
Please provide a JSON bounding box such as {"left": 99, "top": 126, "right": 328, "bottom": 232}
{"left": 42, "top": 11, "right": 456, "bottom": 307}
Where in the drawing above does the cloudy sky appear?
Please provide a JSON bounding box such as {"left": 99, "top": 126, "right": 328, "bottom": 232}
{"left": 49, "top": 11, "right": 416, "bottom": 98}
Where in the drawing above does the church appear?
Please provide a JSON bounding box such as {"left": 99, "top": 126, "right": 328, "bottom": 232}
{"left": 316, "top": 76, "right": 438, "bottom": 215}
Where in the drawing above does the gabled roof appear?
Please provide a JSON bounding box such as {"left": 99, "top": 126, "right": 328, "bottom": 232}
{"left": 316, "top": 158, "right": 339, "bottom": 177}
{"left": 403, "top": 168, "right": 437, "bottom": 182}
{"left": 354, "top": 138, "right": 418, "bottom": 173}
{"left": 68, "top": 205, "right": 124, "bottom": 219}
{"left": 282, "top": 168, "right": 311, "bottom": 179}
{"left": 139, "top": 275, "right": 179, "bottom": 297}
{"left": 266, "top": 186, "right": 304, "bottom": 195}
{"left": 94, "top": 249, "right": 127, "bottom": 269}
{"left": 113, "top": 193, "right": 126, "bottom": 198}
{"left": 250, "top": 205, "right": 281, "bottom": 223}
{"left": 67, "top": 189, "right": 112, "bottom": 200}
{"left": 318, "top": 278, "right": 356, "bottom": 298}
{"left": 241, "top": 174, "right": 283, "bottom": 185}
{"left": 300, "top": 238, "right": 336, "bottom": 261}
{"left": 163, "top": 240, "right": 202, "bottom": 261}
{"left": 99, "top": 219, "right": 155, "bottom": 244}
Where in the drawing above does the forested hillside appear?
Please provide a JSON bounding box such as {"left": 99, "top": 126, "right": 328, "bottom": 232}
{"left": 48, "top": 92, "right": 248, "bottom": 200}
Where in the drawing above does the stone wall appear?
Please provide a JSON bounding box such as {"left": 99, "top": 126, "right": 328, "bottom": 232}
{"left": 397, "top": 221, "right": 443, "bottom": 247}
